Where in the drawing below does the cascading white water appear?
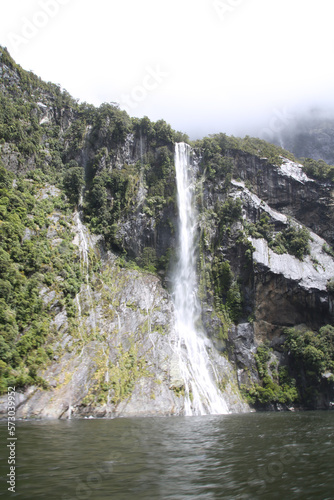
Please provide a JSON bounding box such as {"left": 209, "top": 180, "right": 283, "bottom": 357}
{"left": 74, "top": 196, "right": 97, "bottom": 331}
{"left": 173, "top": 142, "right": 229, "bottom": 416}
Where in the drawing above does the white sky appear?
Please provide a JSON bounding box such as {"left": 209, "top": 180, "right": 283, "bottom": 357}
{"left": 1, "top": 0, "right": 334, "bottom": 139}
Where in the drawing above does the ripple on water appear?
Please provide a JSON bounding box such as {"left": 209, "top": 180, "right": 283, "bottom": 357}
{"left": 0, "top": 412, "right": 333, "bottom": 499}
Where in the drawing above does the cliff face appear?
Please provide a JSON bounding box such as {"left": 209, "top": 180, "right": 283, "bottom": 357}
{"left": 0, "top": 47, "right": 334, "bottom": 415}
{"left": 229, "top": 165, "right": 334, "bottom": 335}
{"left": 0, "top": 188, "right": 247, "bottom": 418}
{"left": 230, "top": 152, "right": 334, "bottom": 245}
{"left": 191, "top": 146, "right": 334, "bottom": 407}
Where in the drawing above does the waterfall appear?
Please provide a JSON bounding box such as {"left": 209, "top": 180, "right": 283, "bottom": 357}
{"left": 68, "top": 392, "right": 72, "bottom": 420}
{"left": 74, "top": 195, "right": 89, "bottom": 268}
{"left": 74, "top": 196, "right": 97, "bottom": 331}
{"left": 173, "top": 142, "right": 229, "bottom": 416}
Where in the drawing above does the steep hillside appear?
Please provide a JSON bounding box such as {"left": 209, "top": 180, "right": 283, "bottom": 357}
{"left": 0, "top": 47, "right": 333, "bottom": 416}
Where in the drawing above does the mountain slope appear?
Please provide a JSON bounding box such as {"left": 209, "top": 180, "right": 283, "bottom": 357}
{"left": 0, "top": 47, "right": 333, "bottom": 414}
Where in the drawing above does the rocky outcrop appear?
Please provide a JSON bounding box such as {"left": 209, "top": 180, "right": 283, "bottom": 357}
{"left": 230, "top": 179, "right": 334, "bottom": 335}
{"left": 8, "top": 262, "right": 183, "bottom": 419}
{"left": 115, "top": 202, "right": 177, "bottom": 262}
{"left": 228, "top": 323, "right": 259, "bottom": 387}
{"left": 234, "top": 178, "right": 334, "bottom": 362}
{"left": 196, "top": 160, "right": 334, "bottom": 395}
{"left": 0, "top": 206, "right": 248, "bottom": 419}
{"left": 231, "top": 153, "right": 334, "bottom": 246}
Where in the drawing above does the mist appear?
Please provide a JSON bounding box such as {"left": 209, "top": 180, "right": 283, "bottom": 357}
{"left": 1, "top": 0, "right": 334, "bottom": 146}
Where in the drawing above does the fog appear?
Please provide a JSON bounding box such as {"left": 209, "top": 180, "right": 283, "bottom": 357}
{"left": 1, "top": 0, "right": 334, "bottom": 140}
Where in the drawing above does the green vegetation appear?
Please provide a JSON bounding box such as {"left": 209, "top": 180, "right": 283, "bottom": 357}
{"left": 226, "top": 135, "right": 296, "bottom": 165}
{"left": 197, "top": 187, "right": 252, "bottom": 331}
{"left": 171, "top": 384, "right": 186, "bottom": 398}
{"left": 217, "top": 197, "right": 242, "bottom": 227}
{"left": 82, "top": 343, "right": 150, "bottom": 407}
{"left": 85, "top": 163, "right": 140, "bottom": 244}
{"left": 62, "top": 161, "right": 85, "bottom": 204}
{"left": 211, "top": 257, "right": 243, "bottom": 324}
{"left": 300, "top": 157, "right": 334, "bottom": 182}
{"left": 323, "top": 243, "right": 334, "bottom": 258}
{"left": 194, "top": 134, "right": 234, "bottom": 188}
{"left": 246, "top": 213, "right": 273, "bottom": 240}
{"left": 1, "top": 44, "right": 333, "bottom": 412}
{"left": 132, "top": 116, "right": 189, "bottom": 147}
{"left": 198, "top": 208, "right": 249, "bottom": 332}
{"left": 0, "top": 47, "right": 78, "bottom": 168}
{"left": 1, "top": 44, "right": 187, "bottom": 278}
{"left": 136, "top": 247, "right": 157, "bottom": 273}
{"left": 0, "top": 164, "right": 85, "bottom": 393}
{"left": 270, "top": 224, "right": 311, "bottom": 260}
{"left": 284, "top": 325, "right": 334, "bottom": 406}
{"left": 327, "top": 278, "right": 334, "bottom": 293}
{"left": 84, "top": 143, "right": 176, "bottom": 253}
{"left": 195, "top": 133, "right": 296, "bottom": 169}
{"left": 243, "top": 326, "right": 334, "bottom": 408}
{"left": 242, "top": 343, "right": 298, "bottom": 406}
{"left": 0, "top": 46, "right": 183, "bottom": 262}
{"left": 247, "top": 215, "right": 311, "bottom": 260}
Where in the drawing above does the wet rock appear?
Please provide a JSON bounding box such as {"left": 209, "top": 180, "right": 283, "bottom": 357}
{"left": 228, "top": 323, "right": 259, "bottom": 387}
{"left": 9, "top": 232, "right": 248, "bottom": 419}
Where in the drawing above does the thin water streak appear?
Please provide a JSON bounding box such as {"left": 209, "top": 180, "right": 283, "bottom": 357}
{"left": 74, "top": 195, "right": 97, "bottom": 331}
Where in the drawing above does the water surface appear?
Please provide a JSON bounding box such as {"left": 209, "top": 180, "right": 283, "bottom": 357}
{"left": 0, "top": 411, "right": 333, "bottom": 499}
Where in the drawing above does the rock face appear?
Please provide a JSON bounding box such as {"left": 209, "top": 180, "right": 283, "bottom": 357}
{"left": 229, "top": 178, "right": 334, "bottom": 340}
{"left": 0, "top": 212, "right": 247, "bottom": 419}
{"left": 11, "top": 263, "right": 184, "bottom": 419}
{"left": 195, "top": 152, "right": 334, "bottom": 401}
{"left": 231, "top": 152, "right": 334, "bottom": 246}
{"left": 1, "top": 47, "right": 334, "bottom": 415}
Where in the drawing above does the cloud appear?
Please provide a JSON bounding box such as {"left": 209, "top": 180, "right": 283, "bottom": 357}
{"left": 1, "top": 0, "right": 334, "bottom": 139}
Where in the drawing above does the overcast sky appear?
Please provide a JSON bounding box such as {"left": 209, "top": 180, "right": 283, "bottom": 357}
{"left": 1, "top": 0, "right": 334, "bottom": 139}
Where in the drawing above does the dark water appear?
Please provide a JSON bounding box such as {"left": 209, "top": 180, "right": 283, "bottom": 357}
{"left": 1, "top": 412, "right": 333, "bottom": 499}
